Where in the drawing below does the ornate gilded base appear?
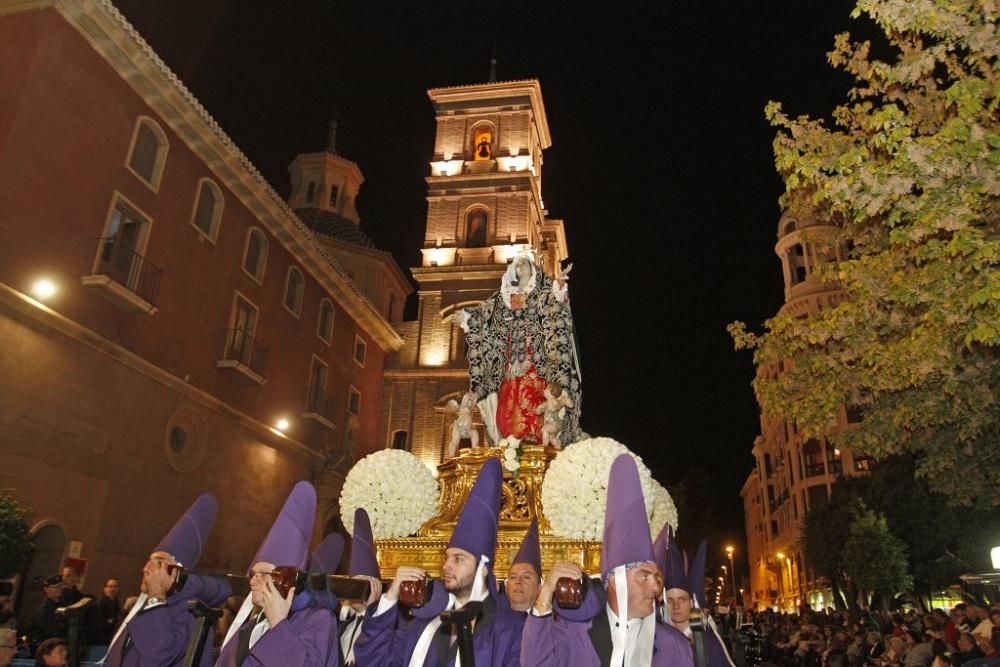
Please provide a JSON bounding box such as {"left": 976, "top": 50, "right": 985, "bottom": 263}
{"left": 375, "top": 445, "right": 602, "bottom": 578}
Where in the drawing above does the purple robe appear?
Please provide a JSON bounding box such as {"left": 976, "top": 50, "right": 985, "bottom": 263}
{"left": 521, "top": 610, "right": 696, "bottom": 667}
{"left": 106, "top": 574, "right": 229, "bottom": 667}
{"left": 213, "top": 606, "right": 337, "bottom": 667}
{"left": 352, "top": 594, "right": 523, "bottom": 667}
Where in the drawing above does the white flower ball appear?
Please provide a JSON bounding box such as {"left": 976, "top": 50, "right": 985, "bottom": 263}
{"left": 648, "top": 482, "right": 679, "bottom": 538}
{"left": 541, "top": 437, "right": 657, "bottom": 540}
{"left": 340, "top": 449, "right": 440, "bottom": 538}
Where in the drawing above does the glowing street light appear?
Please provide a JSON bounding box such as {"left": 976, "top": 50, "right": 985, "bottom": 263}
{"left": 31, "top": 278, "right": 57, "bottom": 300}
{"left": 725, "top": 545, "right": 736, "bottom": 601}
{"left": 992, "top": 545, "right": 1000, "bottom": 570}
{"left": 275, "top": 418, "right": 290, "bottom": 432}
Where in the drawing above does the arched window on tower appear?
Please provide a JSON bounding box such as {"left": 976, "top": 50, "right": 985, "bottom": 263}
{"left": 788, "top": 243, "right": 807, "bottom": 285}
{"left": 472, "top": 126, "right": 492, "bottom": 161}
{"left": 465, "top": 209, "right": 488, "bottom": 248}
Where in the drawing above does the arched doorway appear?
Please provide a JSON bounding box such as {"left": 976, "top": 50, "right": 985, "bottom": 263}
{"left": 15, "top": 522, "right": 67, "bottom": 627}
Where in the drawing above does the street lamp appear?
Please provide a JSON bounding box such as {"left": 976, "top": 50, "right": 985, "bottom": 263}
{"left": 725, "top": 545, "right": 736, "bottom": 602}
{"left": 992, "top": 546, "right": 1000, "bottom": 570}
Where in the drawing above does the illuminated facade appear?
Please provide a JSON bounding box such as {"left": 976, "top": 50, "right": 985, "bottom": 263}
{"left": 740, "top": 210, "right": 873, "bottom": 611}
{"left": 381, "top": 80, "right": 569, "bottom": 465}
{"left": 0, "top": 0, "right": 404, "bottom": 619}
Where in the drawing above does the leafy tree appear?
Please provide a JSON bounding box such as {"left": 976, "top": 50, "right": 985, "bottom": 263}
{"left": 729, "top": 0, "right": 1000, "bottom": 504}
{"left": 801, "top": 488, "right": 862, "bottom": 610}
{"left": 841, "top": 505, "right": 913, "bottom": 610}
{"left": 0, "top": 489, "right": 32, "bottom": 579}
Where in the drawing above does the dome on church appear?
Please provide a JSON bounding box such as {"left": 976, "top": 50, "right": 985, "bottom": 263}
{"left": 296, "top": 207, "right": 376, "bottom": 250}
{"left": 776, "top": 209, "right": 832, "bottom": 240}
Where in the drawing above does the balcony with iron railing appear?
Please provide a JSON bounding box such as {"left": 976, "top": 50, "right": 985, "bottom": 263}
{"left": 805, "top": 462, "right": 827, "bottom": 478}
{"left": 216, "top": 328, "right": 268, "bottom": 384}
{"left": 80, "top": 237, "right": 162, "bottom": 314}
{"left": 302, "top": 385, "right": 336, "bottom": 430}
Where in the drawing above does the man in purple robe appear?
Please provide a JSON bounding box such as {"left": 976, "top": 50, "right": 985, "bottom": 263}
{"left": 337, "top": 508, "right": 381, "bottom": 667}
{"left": 521, "top": 455, "right": 696, "bottom": 667}
{"left": 215, "top": 481, "right": 337, "bottom": 667}
{"left": 503, "top": 518, "right": 542, "bottom": 614}
{"left": 662, "top": 538, "right": 734, "bottom": 667}
{"left": 352, "top": 458, "right": 524, "bottom": 667}
{"left": 105, "top": 493, "right": 230, "bottom": 667}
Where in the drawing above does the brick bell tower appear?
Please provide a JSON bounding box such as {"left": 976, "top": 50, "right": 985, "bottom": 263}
{"left": 381, "top": 79, "right": 569, "bottom": 466}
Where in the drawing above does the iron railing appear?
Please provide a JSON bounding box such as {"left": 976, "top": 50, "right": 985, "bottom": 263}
{"left": 222, "top": 328, "right": 268, "bottom": 377}
{"left": 304, "top": 385, "right": 334, "bottom": 420}
{"left": 95, "top": 236, "right": 162, "bottom": 305}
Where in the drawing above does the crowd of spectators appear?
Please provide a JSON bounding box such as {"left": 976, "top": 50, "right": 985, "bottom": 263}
{"left": 0, "top": 566, "right": 124, "bottom": 667}
{"left": 738, "top": 603, "right": 1000, "bottom": 667}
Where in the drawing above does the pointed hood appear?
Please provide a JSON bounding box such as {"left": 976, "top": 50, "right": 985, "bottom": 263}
{"left": 154, "top": 493, "right": 217, "bottom": 569}
{"left": 349, "top": 508, "right": 380, "bottom": 579}
{"left": 688, "top": 540, "right": 708, "bottom": 607}
{"left": 448, "top": 458, "right": 502, "bottom": 567}
{"left": 653, "top": 523, "right": 672, "bottom": 577}
{"left": 308, "top": 533, "right": 345, "bottom": 574}
{"left": 601, "top": 455, "right": 654, "bottom": 577}
{"left": 664, "top": 537, "right": 708, "bottom": 606}
{"left": 252, "top": 481, "right": 317, "bottom": 569}
{"left": 511, "top": 518, "right": 542, "bottom": 578}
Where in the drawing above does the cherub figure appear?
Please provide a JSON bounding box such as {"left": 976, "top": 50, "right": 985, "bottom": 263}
{"left": 535, "top": 383, "right": 574, "bottom": 449}
{"left": 446, "top": 391, "right": 480, "bottom": 456}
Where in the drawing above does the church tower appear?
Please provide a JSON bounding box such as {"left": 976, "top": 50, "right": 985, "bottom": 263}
{"left": 382, "top": 79, "right": 569, "bottom": 465}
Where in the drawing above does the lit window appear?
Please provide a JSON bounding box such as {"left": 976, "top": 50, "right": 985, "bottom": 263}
{"left": 283, "top": 267, "right": 304, "bottom": 316}
{"left": 348, "top": 387, "right": 361, "bottom": 416}
{"left": 126, "top": 117, "right": 168, "bottom": 189}
{"left": 353, "top": 336, "right": 367, "bottom": 367}
{"left": 472, "top": 126, "right": 492, "bottom": 161}
{"left": 243, "top": 229, "right": 268, "bottom": 283}
{"left": 191, "top": 179, "right": 223, "bottom": 241}
{"left": 317, "top": 299, "right": 335, "bottom": 344}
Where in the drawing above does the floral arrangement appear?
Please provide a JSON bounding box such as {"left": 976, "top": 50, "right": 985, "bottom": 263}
{"left": 541, "top": 437, "right": 657, "bottom": 540}
{"left": 500, "top": 436, "right": 522, "bottom": 475}
{"left": 340, "top": 449, "right": 440, "bottom": 538}
{"left": 648, "top": 482, "right": 679, "bottom": 538}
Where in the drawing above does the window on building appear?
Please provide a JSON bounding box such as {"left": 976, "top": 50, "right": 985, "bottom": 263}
{"left": 243, "top": 229, "right": 268, "bottom": 282}
{"left": 789, "top": 243, "right": 807, "bottom": 285}
{"left": 225, "top": 293, "right": 260, "bottom": 368}
{"left": 763, "top": 453, "right": 773, "bottom": 478}
{"left": 97, "top": 198, "right": 150, "bottom": 278}
{"left": 803, "top": 439, "right": 824, "bottom": 477}
{"left": 846, "top": 404, "right": 865, "bottom": 424}
{"left": 771, "top": 519, "right": 780, "bottom": 539}
{"left": 391, "top": 430, "right": 408, "bottom": 450}
{"left": 284, "top": 267, "right": 304, "bottom": 316}
{"left": 353, "top": 336, "right": 367, "bottom": 367}
{"left": 807, "top": 484, "right": 829, "bottom": 510}
{"left": 127, "top": 117, "right": 168, "bottom": 189}
{"left": 855, "top": 457, "right": 873, "bottom": 472}
{"left": 472, "top": 126, "right": 492, "bottom": 161}
{"left": 306, "top": 357, "right": 328, "bottom": 414}
{"left": 191, "top": 179, "right": 223, "bottom": 240}
{"left": 348, "top": 387, "right": 361, "bottom": 416}
{"left": 306, "top": 181, "right": 316, "bottom": 204}
{"left": 317, "top": 299, "right": 335, "bottom": 344}
{"left": 329, "top": 184, "right": 339, "bottom": 208}
{"left": 465, "top": 209, "right": 488, "bottom": 248}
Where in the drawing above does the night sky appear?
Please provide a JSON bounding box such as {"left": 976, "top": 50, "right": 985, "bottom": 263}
{"left": 115, "top": 0, "right": 874, "bottom": 573}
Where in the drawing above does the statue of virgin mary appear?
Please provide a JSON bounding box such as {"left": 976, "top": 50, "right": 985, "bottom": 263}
{"left": 453, "top": 250, "right": 582, "bottom": 446}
